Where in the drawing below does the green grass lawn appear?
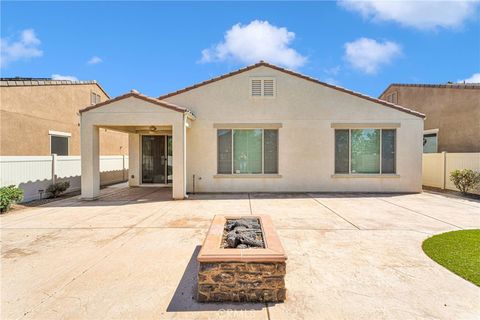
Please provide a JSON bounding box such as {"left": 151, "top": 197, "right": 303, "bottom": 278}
{"left": 422, "top": 229, "right": 480, "bottom": 286}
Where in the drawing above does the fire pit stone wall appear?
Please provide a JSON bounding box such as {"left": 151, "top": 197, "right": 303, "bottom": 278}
{"left": 198, "top": 261, "right": 286, "bottom": 302}
{"left": 197, "top": 215, "right": 287, "bottom": 303}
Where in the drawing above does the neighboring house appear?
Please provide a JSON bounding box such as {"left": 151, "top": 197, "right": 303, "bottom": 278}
{"left": 379, "top": 83, "right": 480, "bottom": 153}
{"left": 79, "top": 61, "right": 425, "bottom": 200}
{"left": 0, "top": 78, "right": 128, "bottom": 156}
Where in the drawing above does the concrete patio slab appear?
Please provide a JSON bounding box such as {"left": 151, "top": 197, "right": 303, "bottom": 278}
{"left": 1, "top": 227, "right": 137, "bottom": 320}
{"left": 1, "top": 186, "right": 479, "bottom": 319}
{"left": 137, "top": 193, "right": 251, "bottom": 229}
{"left": 268, "top": 229, "right": 479, "bottom": 319}
{"left": 250, "top": 193, "right": 357, "bottom": 230}
{"left": 375, "top": 192, "right": 480, "bottom": 229}
{"left": 309, "top": 194, "right": 459, "bottom": 233}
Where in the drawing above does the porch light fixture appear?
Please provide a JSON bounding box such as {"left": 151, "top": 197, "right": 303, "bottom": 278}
{"left": 149, "top": 126, "right": 157, "bottom": 132}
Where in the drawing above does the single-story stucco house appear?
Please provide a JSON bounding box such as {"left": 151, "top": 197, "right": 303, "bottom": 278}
{"left": 79, "top": 61, "right": 425, "bottom": 200}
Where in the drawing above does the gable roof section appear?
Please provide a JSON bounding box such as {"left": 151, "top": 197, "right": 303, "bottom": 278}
{"left": 1, "top": 78, "right": 110, "bottom": 98}
{"left": 379, "top": 83, "right": 480, "bottom": 99}
{"left": 79, "top": 90, "right": 194, "bottom": 117}
{"left": 158, "top": 61, "right": 425, "bottom": 119}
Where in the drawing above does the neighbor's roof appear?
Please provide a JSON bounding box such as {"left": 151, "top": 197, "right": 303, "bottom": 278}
{"left": 157, "top": 61, "right": 426, "bottom": 119}
{"left": 379, "top": 83, "right": 480, "bottom": 98}
{"left": 79, "top": 90, "right": 195, "bottom": 118}
{"left": 0, "top": 77, "right": 110, "bottom": 98}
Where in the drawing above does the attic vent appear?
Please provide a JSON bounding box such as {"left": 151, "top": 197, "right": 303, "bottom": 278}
{"left": 250, "top": 77, "right": 276, "bottom": 98}
{"left": 251, "top": 79, "right": 262, "bottom": 96}
{"left": 263, "top": 79, "right": 274, "bottom": 96}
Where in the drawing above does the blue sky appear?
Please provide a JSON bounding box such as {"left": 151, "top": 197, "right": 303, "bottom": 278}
{"left": 1, "top": 1, "right": 479, "bottom": 98}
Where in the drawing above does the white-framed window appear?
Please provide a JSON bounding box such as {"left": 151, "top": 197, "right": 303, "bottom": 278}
{"left": 250, "top": 77, "right": 276, "bottom": 98}
{"left": 334, "top": 129, "right": 396, "bottom": 174}
{"left": 90, "top": 91, "right": 101, "bottom": 105}
{"left": 49, "top": 130, "right": 71, "bottom": 155}
{"left": 423, "top": 129, "right": 439, "bottom": 153}
{"left": 217, "top": 129, "right": 278, "bottom": 174}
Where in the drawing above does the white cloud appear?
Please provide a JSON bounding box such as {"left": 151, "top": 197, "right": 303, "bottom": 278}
{"left": 344, "top": 37, "right": 402, "bottom": 74}
{"left": 324, "top": 66, "right": 341, "bottom": 76}
{"left": 51, "top": 74, "right": 78, "bottom": 81}
{"left": 0, "top": 29, "right": 43, "bottom": 67}
{"left": 458, "top": 73, "right": 480, "bottom": 83}
{"left": 87, "top": 56, "right": 103, "bottom": 65}
{"left": 339, "top": 0, "right": 480, "bottom": 30}
{"left": 200, "top": 20, "right": 307, "bottom": 69}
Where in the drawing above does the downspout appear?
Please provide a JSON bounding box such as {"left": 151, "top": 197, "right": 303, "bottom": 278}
{"left": 183, "top": 112, "right": 188, "bottom": 199}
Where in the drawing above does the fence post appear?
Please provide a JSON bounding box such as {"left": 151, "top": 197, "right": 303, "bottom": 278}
{"left": 122, "top": 154, "right": 126, "bottom": 181}
{"left": 51, "top": 154, "right": 58, "bottom": 184}
{"left": 441, "top": 151, "right": 447, "bottom": 189}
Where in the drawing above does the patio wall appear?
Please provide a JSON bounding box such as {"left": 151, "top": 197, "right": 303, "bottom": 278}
{"left": 0, "top": 155, "right": 128, "bottom": 202}
{"left": 423, "top": 152, "right": 480, "bottom": 194}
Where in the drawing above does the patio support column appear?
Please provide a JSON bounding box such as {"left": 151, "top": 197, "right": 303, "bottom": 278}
{"left": 81, "top": 123, "right": 100, "bottom": 199}
{"left": 128, "top": 133, "right": 140, "bottom": 186}
{"left": 172, "top": 117, "right": 186, "bottom": 199}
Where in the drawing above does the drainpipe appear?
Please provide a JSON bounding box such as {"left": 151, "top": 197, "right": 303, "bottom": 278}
{"left": 192, "top": 174, "right": 196, "bottom": 194}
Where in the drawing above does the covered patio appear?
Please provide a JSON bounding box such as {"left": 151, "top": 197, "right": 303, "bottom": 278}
{"left": 79, "top": 90, "right": 195, "bottom": 200}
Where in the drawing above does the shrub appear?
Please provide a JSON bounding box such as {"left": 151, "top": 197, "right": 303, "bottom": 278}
{"left": 450, "top": 169, "right": 480, "bottom": 194}
{"left": 46, "top": 181, "right": 70, "bottom": 198}
{"left": 0, "top": 185, "right": 24, "bottom": 213}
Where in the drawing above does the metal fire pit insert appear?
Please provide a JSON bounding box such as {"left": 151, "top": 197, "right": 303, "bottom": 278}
{"left": 197, "top": 215, "right": 287, "bottom": 303}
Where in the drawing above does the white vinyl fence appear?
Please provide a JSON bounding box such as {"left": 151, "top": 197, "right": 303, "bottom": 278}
{"left": 0, "top": 155, "right": 128, "bottom": 202}
{"left": 422, "top": 152, "right": 480, "bottom": 194}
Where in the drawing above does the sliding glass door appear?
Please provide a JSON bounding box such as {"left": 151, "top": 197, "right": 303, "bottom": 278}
{"left": 141, "top": 135, "right": 172, "bottom": 184}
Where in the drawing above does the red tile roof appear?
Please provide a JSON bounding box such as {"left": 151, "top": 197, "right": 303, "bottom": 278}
{"left": 1, "top": 78, "right": 110, "bottom": 98}
{"left": 379, "top": 83, "right": 480, "bottom": 99}
{"left": 158, "top": 61, "right": 426, "bottom": 119}
{"left": 79, "top": 90, "right": 193, "bottom": 115}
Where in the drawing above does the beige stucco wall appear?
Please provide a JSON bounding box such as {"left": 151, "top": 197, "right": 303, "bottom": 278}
{"left": 0, "top": 84, "right": 128, "bottom": 156}
{"left": 163, "top": 66, "right": 423, "bottom": 193}
{"left": 380, "top": 86, "right": 480, "bottom": 152}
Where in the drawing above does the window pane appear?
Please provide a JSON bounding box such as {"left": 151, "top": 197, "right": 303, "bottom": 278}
{"left": 423, "top": 133, "right": 437, "bottom": 153}
{"left": 217, "top": 129, "right": 232, "bottom": 174}
{"left": 233, "top": 129, "right": 262, "bottom": 174}
{"left": 51, "top": 136, "right": 68, "bottom": 155}
{"left": 264, "top": 130, "right": 278, "bottom": 173}
{"left": 382, "top": 129, "right": 396, "bottom": 173}
{"left": 335, "top": 130, "right": 349, "bottom": 173}
{"left": 351, "top": 129, "right": 380, "bottom": 174}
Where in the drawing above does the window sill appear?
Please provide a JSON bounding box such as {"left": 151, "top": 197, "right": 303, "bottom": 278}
{"left": 331, "top": 174, "right": 400, "bottom": 179}
{"left": 214, "top": 174, "right": 282, "bottom": 179}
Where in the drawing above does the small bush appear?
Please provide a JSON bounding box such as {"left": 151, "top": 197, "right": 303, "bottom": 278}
{"left": 47, "top": 181, "right": 70, "bottom": 198}
{"left": 0, "top": 185, "right": 24, "bottom": 213}
{"left": 450, "top": 169, "right": 480, "bottom": 194}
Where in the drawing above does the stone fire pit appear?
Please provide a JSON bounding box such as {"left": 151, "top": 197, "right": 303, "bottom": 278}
{"left": 197, "top": 215, "right": 287, "bottom": 303}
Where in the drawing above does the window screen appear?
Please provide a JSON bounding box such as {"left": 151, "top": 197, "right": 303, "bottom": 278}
{"left": 334, "top": 129, "right": 396, "bottom": 174}
{"left": 351, "top": 129, "right": 380, "bottom": 174}
{"left": 217, "top": 129, "right": 279, "bottom": 174}
{"left": 335, "top": 130, "right": 349, "bottom": 174}
{"left": 233, "top": 130, "right": 262, "bottom": 174}
{"left": 217, "top": 129, "right": 232, "bottom": 174}
{"left": 381, "top": 129, "right": 396, "bottom": 173}
{"left": 51, "top": 136, "right": 68, "bottom": 155}
{"left": 423, "top": 133, "right": 437, "bottom": 153}
{"left": 264, "top": 130, "right": 278, "bottom": 174}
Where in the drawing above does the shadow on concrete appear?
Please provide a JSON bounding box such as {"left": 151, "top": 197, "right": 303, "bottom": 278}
{"left": 188, "top": 192, "right": 417, "bottom": 201}
{"left": 166, "top": 245, "right": 265, "bottom": 312}
{"left": 23, "top": 186, "right": 173, "bottom": 209}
